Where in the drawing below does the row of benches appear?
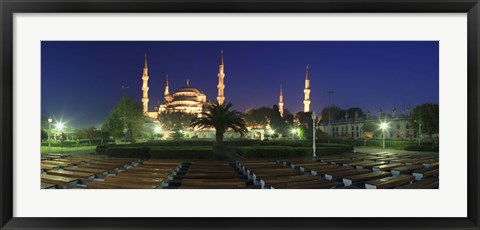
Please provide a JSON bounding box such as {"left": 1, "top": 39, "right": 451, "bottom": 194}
{"left": 41, "top": 155, "right": 182, "bottom": 189}
{"left": 236, "top": 152, "right": 439, "bottom": 189}
{"left": 166, "top": 161, "right": 251, "bottom": 189}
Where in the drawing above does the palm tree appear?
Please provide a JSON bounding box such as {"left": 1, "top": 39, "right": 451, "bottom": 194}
{"left": 190, "top": 102, "right": 247, "bottom": 147}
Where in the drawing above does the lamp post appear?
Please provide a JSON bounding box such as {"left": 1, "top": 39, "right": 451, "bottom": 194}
{"left": 312, "top": 111, "right": 317, "bottom": 158}
{"left": 415, "top": 120, "right": 422, "bottom": 146}
{"left": 121, "top": 85, "right": 129, "bottom": 143}
{"left": 327, "top": 90, "right": 334, "bottom": 143}
{"left": 48, "top": 116, "right": 52, "bottom": 153}
{"left": 55, "top": 122, "right": 65, "bottom": 154}
{"left": 380, "top": 121, "right": 389, "bottom": 149}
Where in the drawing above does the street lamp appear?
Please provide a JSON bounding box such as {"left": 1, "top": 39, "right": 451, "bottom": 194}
{"left": 48, "top": 116, "right": 52, "bottom": 153}
{"left": 291, "top": 128, "right": 297, "bottom": 140}
{"left": 312, "top": 111, "right": 317, "bottom": 158}
{"left": 327, "top": 90, "right": 334, "bottom": 143}
{"left": 379, "top": 121, "right": 389, "bottom": 149}
{"left": 414, "top": 120, "right": 422, "bottom": 146}
{"left": 55, "top": 121, "right": 65, "bottom": 154}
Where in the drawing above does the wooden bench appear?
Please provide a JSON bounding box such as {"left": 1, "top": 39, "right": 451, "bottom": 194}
{"left": 65, "top": 167, "right": 109, "bottom": 177}
{"left": 43, "top": 153, "right": 66, "bottom": 158}
{"left": 372, "top": 163, "right": 404, "bottom": 172}
{"left": 412, "top": 168, "right": 439, "bottom": 180}
{"left": 351, "top": 161, "right": 387, "bottom": 170}
{"left": 183, "top": 172, "right": 241, "bottom": 179}
{"left": 41, "top": 182, "right": 56, "bottom": 189}
{"left": 118, "top": 171, "right": 170, "bottom": 178}
{"left": 364, "top": 174, "right": 415, "bottom": 189}
{"left": 41, "top": 163, "right": 61, "bottom": 171}
{"left": 270, "top": 180, "right": 336, "bottom": 189}
{"left": 42, "top": 160, "right": 72, "bottom": 167}
{"left": 48, "top": 170, "right": 95, "bottom": 181}
{"left": 87, "top": 181, "right": 156, "bottom": 189}
{"left": 261, "top": 174, "right": 318, "bottom": 185}
{"left": 324, "top": 169, "right": 370, "bottom": 181}
{"left": 397, "top": 178, "right": 439, "bottom": 189}
{"left": 423, "top": 162, "right": 439, "bottom": 169}
{"left": 390, "top": 165, "right": 425, "bottom": 176}
{"left": 181, "top": 179, "right": 246, "bottom": 188}
{"left": 104, "top": 176, "right": 165, "bottom": 186}
{"left": 342, "top": 171, "right": 391, "bottom": 187}
{"left": 128, "top": 166, "right": 175, "bottom": 173}
{"left": 41, "top": 174, "right": 79, "bottom": 188}
{"left": 311, "top": 165, "right": 355, "bottom": 176}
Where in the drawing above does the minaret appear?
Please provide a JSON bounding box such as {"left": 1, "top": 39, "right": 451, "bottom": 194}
{"left": 141, "top": 53, "right": 149, "bottom": 114}
{"left": 217, "top": 50, "right": 225, "bottom": 105}
{"left": 303, "top": 65, "right": 311, "bottom": 112}
{"left": 279, "top": 85, "right": 284, "bottom": 118}
{"left": 164, "top": 74, "right": 169, "bottom": 96}
{"left": 164, "top": 74, "right": 173, "bottom": 103}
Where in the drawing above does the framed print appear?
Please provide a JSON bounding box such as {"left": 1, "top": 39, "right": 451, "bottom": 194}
{"left": 1, "top": 0, "right": 479, "bottom": 229}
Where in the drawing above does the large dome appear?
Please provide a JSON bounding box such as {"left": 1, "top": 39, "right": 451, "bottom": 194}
{"left": 175, "top": 86, "right": 201, "bottom": 94}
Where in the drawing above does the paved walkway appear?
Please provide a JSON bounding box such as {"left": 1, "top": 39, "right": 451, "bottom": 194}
{"left": 354, "top": 146, "right": 438, "bottom": 156}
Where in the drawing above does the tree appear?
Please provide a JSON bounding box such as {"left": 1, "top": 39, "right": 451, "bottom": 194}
{"left": 346, "top": 108, "right": 364, "bottom": 119}
{"left": 172, "top": 127, "right": 185, "bottom": 140}
{"left": 320, "top": 106, "right": 345, "bottom": 123}
{"left": 102, "top": 96, "right": 145, "bottom": 142}
{"left": 409, "top": 103, "right": 439, "bottom": 139}
{"left": 190, "top": 102, "right": 247, "bottom": 147}
{"left": 362, "top": 122, "right": 377, "bottom": 146}
{"left": 158, "top": 111, "right": 196, "bottom": 131}
{"left": 295, "top": 111, "right": 313, "bottom": 140}
{"left": 41, "top": 129, "right": 48, "bottom": 141}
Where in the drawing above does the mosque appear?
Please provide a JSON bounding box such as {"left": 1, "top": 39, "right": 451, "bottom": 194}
{"left": 140, "top": 50, "right": 312, "bottom": 140}
{"left": 141, "top": 51, "right": 226, "bottom": 120}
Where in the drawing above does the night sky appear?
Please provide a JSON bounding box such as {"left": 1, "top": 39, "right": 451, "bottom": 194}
{"left": 41, "top": 41, "right": 439, "bottom": 128}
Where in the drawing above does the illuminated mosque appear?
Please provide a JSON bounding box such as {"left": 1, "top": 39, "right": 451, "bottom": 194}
{"left": 140, "top": 50, "right": 311, "bottom": 140}
{"left": 141, "top": 51, "right": 225, "bottom": 120}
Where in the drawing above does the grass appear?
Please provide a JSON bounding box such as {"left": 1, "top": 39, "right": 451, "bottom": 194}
{"left": 41, "top": 145, "right": 96, "bottom": 154}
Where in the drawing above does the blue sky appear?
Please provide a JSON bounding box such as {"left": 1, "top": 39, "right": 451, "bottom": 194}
{"left": 41, "top": 41, "right": 439, "bottom": 128}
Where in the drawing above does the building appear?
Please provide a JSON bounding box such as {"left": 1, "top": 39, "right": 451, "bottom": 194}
{"left": 142, "top": 51, "right": 225, "bottom": 120}
{"left": 318, "top": 107, "right": 416, "bottom": 140}
{"left": 157, "top": 79, "right": 209, "bottom": 116}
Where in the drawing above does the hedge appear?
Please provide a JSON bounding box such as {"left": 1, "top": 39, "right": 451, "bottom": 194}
{"left": 102, "top": 145, "right": 215, "bottom": 159}
{"left": 404, "top": 145, "right": 439, "bottom": 152}
{"left": 149, "top": 147, "right": 214, "bottom": 159}
{"left": 106, "top": 147, "right": 150, "bottom": 159}
{"left": 236, "top": 145, "right": 353, "bottom": 158}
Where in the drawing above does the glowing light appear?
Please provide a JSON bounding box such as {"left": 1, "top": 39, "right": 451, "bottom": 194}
{"left": 55, "top": 122, "right": 65, "bottom": 131}
{"left": 380, "top": 121, "right": 389, "bottom": 130}
{"left": 154, "top": 126, "right": 162, "bottom": 132}
{"left": 269, "top": 129, "right": 275, "bottom": 135}
{"left": 291, "top": 128, "right": 297, "bottom": 134}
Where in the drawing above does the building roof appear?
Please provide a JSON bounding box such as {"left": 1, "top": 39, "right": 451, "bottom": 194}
{"left": 175, "top": 86, "right": 202, "bottom": 94}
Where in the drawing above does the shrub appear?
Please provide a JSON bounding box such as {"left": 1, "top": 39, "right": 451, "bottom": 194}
{"left": 96, "top": 145, "right": 107, "bottom": 154}
{"left": 404, "top": 145, "right": 439, "bottom": 152}
{"left": 236, "top": 146, "right": 310, "bottom": 158}
{"left": 149, "top": 147, "right": 214, "bottom": 159}
{"left": 106, "top": 147, "right": 150, "bottom": 159}
{"left": 236, "top": 144, "right": 353, "bottom": 159}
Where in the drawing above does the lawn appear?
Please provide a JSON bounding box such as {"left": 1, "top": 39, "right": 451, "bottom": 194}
{"left": 41, "top": 145, "right": 97, "bottom": 154}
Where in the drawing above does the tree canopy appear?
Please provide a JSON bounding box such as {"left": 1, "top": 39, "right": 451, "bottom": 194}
{"left": 409, "top": 103, "right": 439, "bottom": 137}
{"left": 101, "top": 96, "right": 145, "bottom": 141}
{"left": 190, "top": 102, "right": 247, "bottom": 146}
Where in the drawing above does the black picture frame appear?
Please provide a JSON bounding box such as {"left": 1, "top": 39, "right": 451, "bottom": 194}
{"left": 1, "top": 0, "right": 479, "bottom": 229}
